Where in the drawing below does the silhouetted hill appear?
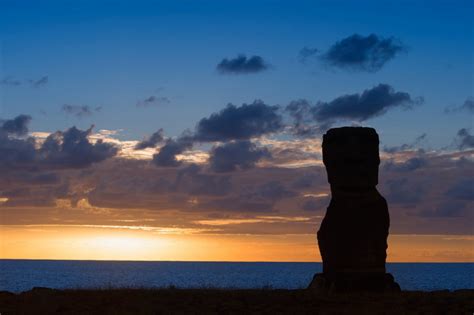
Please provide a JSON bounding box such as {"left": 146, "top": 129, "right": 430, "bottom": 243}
{"left": 0, "top": 287, "right": 472, "bottom": 314}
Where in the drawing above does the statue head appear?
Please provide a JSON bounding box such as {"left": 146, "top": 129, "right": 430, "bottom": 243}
{"left": 322, "top": 127, "right": 380, "bottom": 189}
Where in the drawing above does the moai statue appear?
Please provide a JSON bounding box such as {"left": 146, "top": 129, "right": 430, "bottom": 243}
{"left": 308, "top": 127, "right": 400, "bottom": 293}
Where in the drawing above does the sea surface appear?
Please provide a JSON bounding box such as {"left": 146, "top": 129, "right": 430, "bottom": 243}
{"left": 0, "top": 260, "right": 472, "bottom": 293}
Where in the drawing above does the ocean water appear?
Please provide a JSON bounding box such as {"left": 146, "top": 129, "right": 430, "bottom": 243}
{"left": 0, "top": 260, "right": 472, "bottom": 293}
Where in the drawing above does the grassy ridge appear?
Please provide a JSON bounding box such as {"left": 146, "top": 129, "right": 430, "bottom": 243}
{"left": 1, "top": 287, "right": 473, "bottom": 314}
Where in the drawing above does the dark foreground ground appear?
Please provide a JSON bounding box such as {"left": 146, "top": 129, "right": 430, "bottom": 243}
{"left": 0, "top": 288, "right": 473, "bottom": 315}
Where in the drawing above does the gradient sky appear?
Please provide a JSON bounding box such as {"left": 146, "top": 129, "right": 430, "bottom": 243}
{"left": 0, "top": 0, "right": 473, "bottom": 262}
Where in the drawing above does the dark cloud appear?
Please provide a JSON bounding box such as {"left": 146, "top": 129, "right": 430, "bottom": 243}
{"left": 0, "top": 115, "right": 36, "bottom": 168}
{"left": 0, "top": 76, "right": 21, "bottom": 86}
{"left": 152, "top": 136, "right": 193, "bottom": 167}
{"left": 39, "top": 125, "right": 118, "bottom": 169}
{"left": 291, "top": 172, "right": 323, "bottom": 189}
{"left": 62, "top": 104, "right": 101, "bottom": 118}
{"left": 253, "top": 181, "right": 296, "bottom": 201}
{"left": 298, "top": 47, "right": 319, "bottom": 63}
{"left": 284, "top": 84, "right": 420, "bottom": 133}
{"left": 0, "top": 131, "right": 36, "bottom": 168}
{"left": 301, "top": 196, "right": 330, "bottom": 211}
{"left": 199, "top": 196, "right": 274, "bottom": 213}
{"left": 321, "top": 34, "right": 405, "bottom": 72}
{"left": 383, "top": 133, "right": 427, "bottom": 153}
{"left": 419, "top": 201, "right": 470, "bottom": 218}
{"left": 1, "top": 114, "right": 32, "bottom": 136}
{"left": 455, "top": 128, "right": 474, "bottom": 149}
{"left": 147, "top": 101, "right": 282, "bottom": 167}
{"left": 200, "top": 181, "right": 296, "bottom": 213}
{"left": 445, "top": 179, "right": 474, "bottom": 201}
{"left": 135, "top": 129, "right": 165, "bottom": 150}
{"left": 209, "top": 140, "right": 271, "bottom": 172}
{"left": 0, "top": 75, "right": 48, "bottom": 87}
{"left": 174, "top": 165, "right": 233, "bottom": 196}
{"left": 28, "top": 76, "right": 49, "bottom": 87}
{"left": 136, "top": 96, "right": 171, "bottom": 107}
{"left": 195, "top": 100, "right": 283, "bottom": 142}
{"left": 444, "top": 97, "right": 474, "bottom": 114}
{"left": 0, "top": 115, "right": 117, "bottom": 172}
{"left": 312, "top": 84, "right": 419, "bottom": 123}
{"left": 383, "top": 157, "right": 427, "bottom": 172}
{"left": 285, "top": 99, "right": 321, "bottom": 136}
{"left": 385, "top": 178, "right": 423, "bottom": 205}
{"left": 28, "top": 172, "right": 61, "bottom": 185}
{"left": 217, "top": 54, "right": 269, "bottom": 74}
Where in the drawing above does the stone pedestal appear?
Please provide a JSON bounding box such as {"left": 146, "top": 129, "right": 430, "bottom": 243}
{"left": 309, "top": 127, "right": 400, "bottom": 293}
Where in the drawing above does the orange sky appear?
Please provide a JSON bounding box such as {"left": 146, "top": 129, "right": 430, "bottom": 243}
{"left": 1, "top": 225, "right": 472, "bottom": 262}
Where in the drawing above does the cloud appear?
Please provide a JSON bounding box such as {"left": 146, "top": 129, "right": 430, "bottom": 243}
{"left": 0, "top": 115, "right": 37, "bottom": 169}
{"left": 0, "top": 76, "right": 22, "bottom": 86}
{"left": 39, "top": 125, "right": 118, "bottom": 169}
{"left": 0, "top": 115, "right": 118, "bottom": 171}
{"left": 152, "top": 136, "right": 194, "bottom": 167}
{"left": 174, "top": 164, "right": 233, "bottom": 196}
{"left": 321, "top": 34, "right": 405, "bottom": 72}
{"left": 444, "top": 97, "right": 474, "bottom": 113}
{"left": 3, "top": 137, "right": 473, "bottom": 237}
{"left": 383, "top": 133, "right": 427, "bottom": 153}
{"left": 135, "top": 129, "right": 165, "bottom": 150}
{"left": 298, "top": 47, "right": 319, "bottom": 63}
{"left": 62, "top": 104, "right": 101, "bottom": 118}
{"left": 285, "top": 84, "right": 420, "bottom": 132}
{"left": 301, "top": 196, "right": 330, "bottom": 211}
{"left": 0, "top": 75, "right": 48, "bottom": 87}
{"left": 285, "top": 99, "right": 321, "bottom": 136}
{"left": 385, "top": 178, "right": 423, "bottom": 205}
{"left": 142, "top": 101, "right": 282, "bottom": 167}
{"left": 136, "top": 96, "right": 171, "bottom": 107}
{"left": 195, "top": 100, "right": 283, "bottom": 142}
{"left": 291, "top": 172, "right": 324, "bottom": 189}
{"left": 383, "top": 157, "right": 427, "bottom": 172}
{"left": 252, "top": 181, "right": 296, "bottom": 201}
{"left": 1, "top": 114, "right": 32, "bottom": 136}
{"left": 445, "top": 179, "right": 474, "bottom": 201}
{"left": 419, "top": 201, "right": 470, "bottom": 218}
{"left": 198, "top": 196, "right": 274, "bottom": 213}
{"left": 0, "top": 133, "right": 36, "bottom": 170}
{"left": 195, "top": 181, "right": 296, "bottom": 213}
{"left": 313, "top": 84, "right": 419, "bottom": 122}
{"left": 217, "top": 54, "right": 269, "bottom": 74}
{"left": 28, "top": 76, "right": 49, "bottom": 87}
{"left": 455, "top": 128, "right": 474, "bottom": 149}
{"left": 209, "top": 140, "right": 271, "bottom": 172}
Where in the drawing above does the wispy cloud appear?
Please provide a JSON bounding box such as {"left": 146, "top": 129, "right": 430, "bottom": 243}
{"left": 0, "top": 75, "right": 49, "bottom": 87}
{"left": 136, "top": 95, "right": 171, "bottom": 107}
{"left": 61, "top": 104, "right": 102, "bottom": 118}
{"left": 444, "top": 97, "right": 474, "bottom": 114}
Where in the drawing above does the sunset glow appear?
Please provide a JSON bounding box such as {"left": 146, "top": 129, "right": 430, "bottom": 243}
{"left": 1, "top": 224, "right": 472, "bottom": 262}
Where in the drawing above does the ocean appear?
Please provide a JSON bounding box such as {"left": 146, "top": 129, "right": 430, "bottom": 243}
{"left": 0, "top": 260, "right": 472, "bottom": 293}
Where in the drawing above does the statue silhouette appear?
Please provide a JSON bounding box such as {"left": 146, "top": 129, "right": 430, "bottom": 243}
{"left": 308, "top": 127, "right": 400, "bottom": 293}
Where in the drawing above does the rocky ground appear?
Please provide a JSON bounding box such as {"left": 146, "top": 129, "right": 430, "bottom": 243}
{"left": 0, "top": 287, "right": 473, "bottom": 314}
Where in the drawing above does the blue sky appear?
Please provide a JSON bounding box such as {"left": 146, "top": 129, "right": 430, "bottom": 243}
{"left": 1, "top": 0, "right": 472, "bottom": 147}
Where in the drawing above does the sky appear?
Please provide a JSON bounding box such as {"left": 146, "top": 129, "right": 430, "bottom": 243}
{"left": 0, "top": 0, "right": 473, "bottom": 262}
